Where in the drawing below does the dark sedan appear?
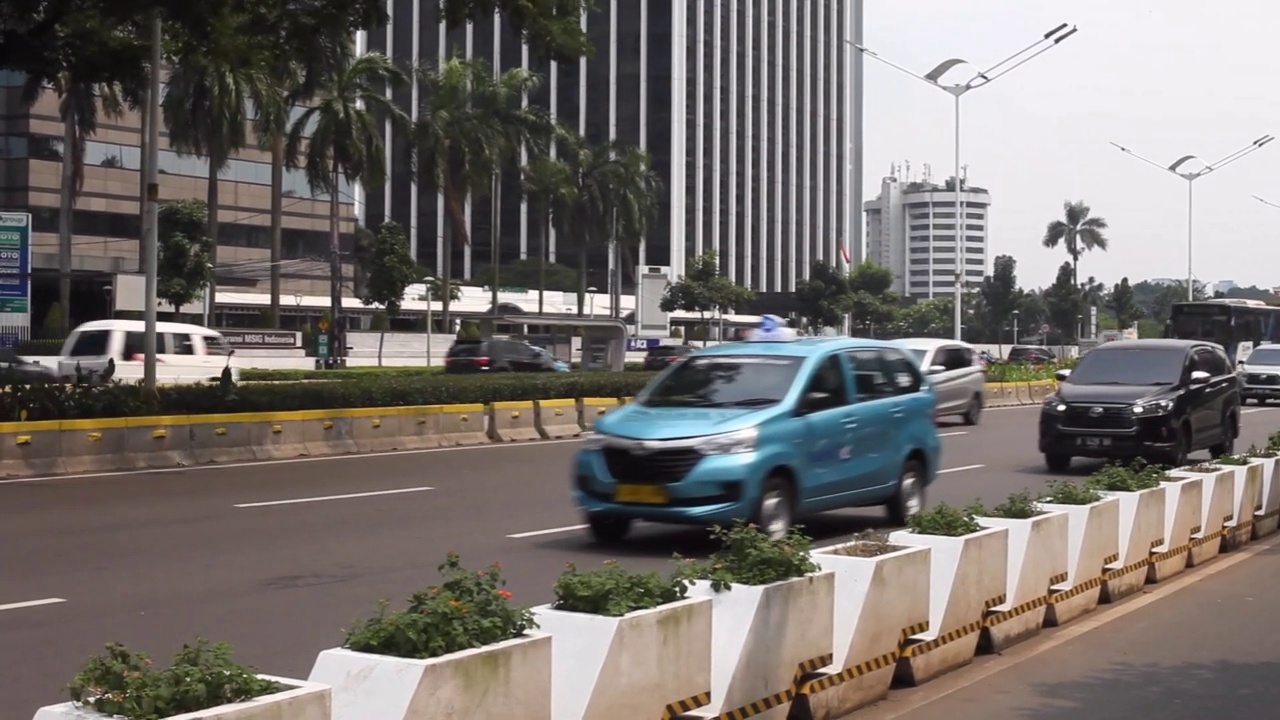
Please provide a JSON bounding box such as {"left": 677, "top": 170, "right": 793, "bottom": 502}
{"left": 641, "top": 344, "right": 695, "bottom": 371}
{"left": 0, "top": 348, "right": 59, "bottom": 384}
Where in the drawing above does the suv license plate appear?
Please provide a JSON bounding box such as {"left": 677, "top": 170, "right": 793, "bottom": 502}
{"left": 1077, "top": 437, "right": 1111, "bottom": 448}
{"left": 614, "top": 484, "right": 669, "bottom": 504}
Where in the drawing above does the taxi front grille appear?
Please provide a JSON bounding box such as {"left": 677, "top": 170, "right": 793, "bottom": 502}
{"left": 603, "top": 447, "right": 702, "bottom": 484}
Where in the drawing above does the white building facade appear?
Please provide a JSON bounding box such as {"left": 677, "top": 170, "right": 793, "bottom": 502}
{"left": 863, "top": 175, "right": 991, "bottom": 299}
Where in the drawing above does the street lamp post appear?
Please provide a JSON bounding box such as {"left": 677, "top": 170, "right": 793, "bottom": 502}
{"left": 856, "top": 24, "right": 1077, "bottom": 341}
{"left": 587, "top": 286, "right": 598, "bottom": 318}
{"left": 1111, "top": 135, "right": 1275, "bottom": 301}
{"left": 424, "top": 277, "right": 435, "bottom": 367}
{"left": 1012, "top": 309, "right": 1020, "bottom": 349}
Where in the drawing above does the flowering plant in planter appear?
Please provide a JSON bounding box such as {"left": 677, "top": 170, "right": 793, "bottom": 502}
{"left": 1085, "top": 461, "right": 1165, "bottom": 492}
{"left": 971, "top": 491, "right": 1044, "bottom": 520}
{"left": 67, "top": 639, "right": 281, "bottom": 720}
{"left": 344, "top": 552, "right": 536, "bottom": 659}
{"left": 1042, "top": 479, "right": 1103, "bottom": 505}
{"left": 674, "top": 521, "right": 819, "bottom": 590}
{"left": 906, "top": 502, "right": 983, "bottom": 536}
{"left": 552, "top": 560, "right": 688, "bottom": 616}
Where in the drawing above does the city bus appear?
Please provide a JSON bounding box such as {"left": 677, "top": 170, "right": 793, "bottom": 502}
{"left": 1167, "top": 298, "right": 1280, "bottom": 364}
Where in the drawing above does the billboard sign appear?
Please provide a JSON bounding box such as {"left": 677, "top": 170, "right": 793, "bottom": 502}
{"left": 0, "top": 212, "right": 31, "bottom": 315}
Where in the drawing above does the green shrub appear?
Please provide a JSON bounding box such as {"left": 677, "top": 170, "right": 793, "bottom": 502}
{"left": 906, "top": 502, "right": 982, "bottom": 536}
{"left": 1270, "top": 430, "right": 1280, "bottom": 451}
{"left": 1086, "top": 461, "right": 1165, "bottom": 492}
{"left": 552, "top": 560, "right": 688, "bottom": 616}
{"left": 1042, "top": 479, "right": 1103, "bottom": 505}
{"left": 979, "top": 490, "right": 1043, "bottom": 519}
{"left": 831, "top": 529, "right": 904, "bottom": 558}
{"left": 0, "top": 371, "right": 659, "bottom": 420}
{"left": 1183, "top": 462, "right": 1221, "bottom": 473}
{"left": 674, "top": 522, "right": 819, "bottom": 591}
{"left": 1215, "top": 454, "right": 1251, "bottom": 466}
{"left": 1247, "top": 443, "right": 1279, "bottom": 459}
{"left": 68, "top": 639, "right": 281, "bottom": 720}
{"left": 344, "top": 553, "right": 535, "bottom": 659}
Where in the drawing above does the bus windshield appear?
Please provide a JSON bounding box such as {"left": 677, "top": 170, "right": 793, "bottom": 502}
{"left": 1168, "top": 301, "right": 1280, "bottom": 364}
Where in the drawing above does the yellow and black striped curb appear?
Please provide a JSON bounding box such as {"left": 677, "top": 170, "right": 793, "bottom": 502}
{"left": 662, "top": 692, "right": 711, "bottom": 719}
{"left": 1101, "top": 539, "right": 1166, "bottom": 580}
{"left": 899, "top": 594, "right": 1004, "bottom": 659}
{"left": 983, "top": 596, "right": 1049, "bottom": 627}
{"left": 713, "top": 654, "right": 832, "bottom": 720}
{"left": 1257, "top": 508, "right": 1280, "bottom": 521}
{"left": 1049, "top": 571, "right": 1068, "bottom": 585}
{"left": 1150, "top": 540, "right": 1191, "bottom": 564}
{"left": 1189, "top": 515, "right": 1234, "bottom": 548}
{"left": 795, "top": 622, "right": 931, "bottom": 696}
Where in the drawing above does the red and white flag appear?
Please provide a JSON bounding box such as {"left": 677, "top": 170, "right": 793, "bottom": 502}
{"left": 839, "top": 244, "right": 851, "bottom": 266}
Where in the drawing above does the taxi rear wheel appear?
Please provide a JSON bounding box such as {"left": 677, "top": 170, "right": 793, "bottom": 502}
{"left": 587, "top": 516, "right": 632, "bottom": 545}
{"left": 755, "top": 474, "right": 794, "bottom": 540}
{"left": 887, "top": 459, "right": 926, "bottom": 526}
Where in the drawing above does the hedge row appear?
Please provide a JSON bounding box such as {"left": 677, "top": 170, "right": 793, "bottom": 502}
{"left": 240, "top": 363, "right": 649, "bottom": 382}
{"left": 0, "top": 372, "right": 659, "bottom": 422}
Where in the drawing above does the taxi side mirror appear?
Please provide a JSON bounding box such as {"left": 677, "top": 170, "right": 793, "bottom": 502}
{"left": 798, "top": 391, "right": 832, "bottom": 415}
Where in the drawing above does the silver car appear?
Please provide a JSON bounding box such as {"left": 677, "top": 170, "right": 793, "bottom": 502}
{"left": 896, "top": 338, "right": 987, "bottom": 424}
{"left": 1238, "top": 344, "right": 1280, "bottom": 405}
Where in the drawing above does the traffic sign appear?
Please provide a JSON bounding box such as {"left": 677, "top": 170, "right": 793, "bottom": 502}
{"left": 1040, "top": 323, "right": 1050, "bottom": 334}
{"left": 318, "top": 318, "right": 330, "bottom": 332}
{"left": 317, "top": 332, "right": 330, "bottom": 359}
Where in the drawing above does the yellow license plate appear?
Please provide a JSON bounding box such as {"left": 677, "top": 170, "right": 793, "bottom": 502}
{"left": 614, "top": 484, "right": 669, "bottom": 504}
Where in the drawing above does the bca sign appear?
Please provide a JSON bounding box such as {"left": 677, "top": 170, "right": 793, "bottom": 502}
{"left": 217, "top": 329, "right": 300, "bottom": 348}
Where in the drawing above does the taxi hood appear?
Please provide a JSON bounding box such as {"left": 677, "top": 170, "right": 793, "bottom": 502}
{"left": 594, "top": 403, "right": 770, "bottom": 440}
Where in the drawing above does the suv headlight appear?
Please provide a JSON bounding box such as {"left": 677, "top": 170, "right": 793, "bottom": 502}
{"left": 581, "top": 432, "right": 608, "bottom": 450}
{"left": 1042, "top": 394, "right": 1066, "bottom": 413}
{"left": 697, "top": 427, "right": 759, "bottom": 455}
{"left": 1132, "top": 399, "right": 1174, "bottom": 415}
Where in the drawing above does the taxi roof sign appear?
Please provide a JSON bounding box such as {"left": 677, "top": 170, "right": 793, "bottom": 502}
{"left": 746, "top": 314, "right": 798, "bottom": 341}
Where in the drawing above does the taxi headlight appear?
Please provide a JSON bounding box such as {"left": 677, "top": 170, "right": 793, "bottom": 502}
{"left": 1042, "top": 394, "right": 1066, "bottom": 413}
{"left": 580, "top": 432, "right": 608, "bottom": 450}
{"left": 697, "top": 427, "right": 759, "bottom": 455}
{"left": 1132, "top": 399, "right": 1174, "bottom": 415}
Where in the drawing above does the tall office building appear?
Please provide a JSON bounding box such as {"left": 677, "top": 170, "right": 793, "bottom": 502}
{"left": 863, "top": 174, "right": 991, "bottom": 299}
{"left": 361, "top": 0, "right": 863, "bottom": 294}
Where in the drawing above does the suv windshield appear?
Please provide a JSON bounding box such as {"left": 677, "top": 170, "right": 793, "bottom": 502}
{"left": 1246, "top": 347, "right": 1280, "bottom": 366}
{"left": 640, "top": 355, "right": 803, "bottom": 407}
{"left": 447, "top": 341, "right": 485, "bottom": 358}
{"left": 1068, "top": 348, "right": 1185, "bottom": 386}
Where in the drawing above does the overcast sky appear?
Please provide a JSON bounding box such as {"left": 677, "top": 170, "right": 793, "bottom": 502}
{"left": 862, "top": 1, "right": 1277, "bottom": 292}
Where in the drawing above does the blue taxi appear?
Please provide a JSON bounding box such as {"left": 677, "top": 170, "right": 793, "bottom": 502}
{"left": 572, "top": 319, "right": 942, "bottom": 543}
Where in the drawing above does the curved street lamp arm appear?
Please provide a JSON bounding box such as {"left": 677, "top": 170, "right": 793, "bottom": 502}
{"left": 1202, "top": 135, "right": 1275, "bottom": 175}
{"left": 974, "top": 25, "right": 1078, "bottom": 87}
{"left": 853, "top": 44, "right": 940, "bottom": 88}
{"left": 1252, "top": 195, "right": 1280, "bottom": 211}
{"left": 1110, "top": 141, "right": 1179, "bottom": 175}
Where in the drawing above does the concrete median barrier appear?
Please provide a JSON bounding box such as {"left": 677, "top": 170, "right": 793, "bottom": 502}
{"left": 301, "top": 413, "right": 359, "bottom": 456}
{"left": 349, "top": 408, "right": 409, "bottom": 453}
{"left": 535, "top": 399, "right": 582, "bottom": 439}
{"left": 579, "top": 397, "right": 620, "bottom": 431}
{"left": 396, "top": 406, "right": 443, "bottom": 449}
{"left": 437, "top": 404, "right": 490, "bottom": 446}
{"left": 489, "top": 401, "right": 541, "bottom": 442}
{"left": 59, "top": 419, "right": 129, "bottom": 473}
{"left": 1026, "top": 381, "right": 1055, "bottom": 404}
{"left": 249, "top": 416, "right": 311, "bottom": 460}
{"left": 188, "top": 415, "right": 258, "bottom": 464}
{"left": 0, "top": 421, "right": 64, "bottom": 477}
{"left": 982, "top": 383, "right": 1018, "bottom": 407}
{"left": 124, "top": 416, "right": 195, "bottom": 469}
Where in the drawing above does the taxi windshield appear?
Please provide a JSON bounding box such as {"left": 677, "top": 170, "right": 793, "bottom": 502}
{"left": 640, "top": 354, "right": 803, "bottom": 408}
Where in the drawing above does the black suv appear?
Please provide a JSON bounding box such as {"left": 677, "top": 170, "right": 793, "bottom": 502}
{"left": 444, "top": 338, "right": 561, "bottom": 373}
{"left": 1039, "top": 339, "right": 1239, "bottom": 471}
{"left": 641, "top": 344, "right": 695, "bottom": 370}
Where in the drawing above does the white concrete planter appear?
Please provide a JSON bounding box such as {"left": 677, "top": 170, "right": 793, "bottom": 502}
{"left": 685, "top": 572, "right": 834, "bottom": 720}
{"left": 803, "top": 542, "right": 930, "bottom": 718}
{"left": 1149, "top": 476, "right": 1202, "bottom": 583}
{"left": 887, "top": 527, "right": 1007, "bottom": 686}
{"left": 1252, "top": 455, "right": 1280, "bottom": 538}
{"left": 974, "top": 512, "right": 1068, "bottom": 653}
{"left": 1039, "top": 496, "right": 1119, "bottom": 627}
{"left": 1098, "top": 486, "right": 1166, "bottom": 603}
{"left": 1168, "top": 466, "right": 1234, "bottom": 566}
{"left": 1220, "top": 461, "right": 1264, "bottom": 550}
{"left": 532, "top": 597, "right": 712, "bottom": 720}
{"left": 307, "top": 634, "right": 551, "bottom": 720}
{"left": 34, "top": 676, "right": 330, "bottom": 720}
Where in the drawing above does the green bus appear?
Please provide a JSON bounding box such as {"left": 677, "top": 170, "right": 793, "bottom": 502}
{"left": 1167, "top": 299, "right": 1280, "bottom": 364}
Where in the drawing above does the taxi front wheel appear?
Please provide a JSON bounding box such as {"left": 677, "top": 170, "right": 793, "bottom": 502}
{"left": 755, "top": 474, "right": 795, "bottom": 541}
{"left": 587, "top": 516, "right": 632, "bottom": 545}
{"left": 887, "top": 460, "right": 926, "bottom": 526}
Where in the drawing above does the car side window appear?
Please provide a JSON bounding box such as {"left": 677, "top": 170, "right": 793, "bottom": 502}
{"left": 881, "top": 348, "right": 924, "bottom": 395}
{"left": 122, "top": 332, "right": 145, "bottom": 359}
{"left": 847, "top": 350, "right": 895, "bottom": 400}
{"left": 936, "top": 346, "right": 970, "bottom": 372}
{"left": 1205, "top": 349, "right": 1230, "bottom": 377}
{"left": 803, "top": 354, "right": 849, "bottom": 412}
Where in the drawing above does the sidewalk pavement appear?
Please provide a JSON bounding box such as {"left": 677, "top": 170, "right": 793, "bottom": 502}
{"left": 856, "top": 534, "right": 1280, "bottom": 720}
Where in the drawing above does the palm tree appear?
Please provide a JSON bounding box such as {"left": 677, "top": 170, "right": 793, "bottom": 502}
{"left": 21, "top": 73, "right": 129, "bottom": 331}
{"left": 1042, "top": 200, "right": 1110, "bottom": 288}
{"left": 287, "top": 51, "right": 408, "bottom": 339}
{"left": 602, "top": 144, "right": 661, "bottom": 317}
{"left": 162, "top": 54, "right": 261, "bottom": 320}
{"left": 413, "top": 56, "right": 548, "bottom": 334}
{"left": 521, "top": 154, "right": 576, "bottom": 314}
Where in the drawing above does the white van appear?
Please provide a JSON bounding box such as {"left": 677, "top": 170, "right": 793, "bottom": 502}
{"left": 58, "top": 320, "right": 239, "bottom": 384}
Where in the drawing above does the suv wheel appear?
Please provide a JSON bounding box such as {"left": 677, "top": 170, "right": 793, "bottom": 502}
{"left": 1164, "top": 423, "right": 1191, "bottom": 468}
{"left": 1045, "top": 453, "right": 1072, "bottom": 473}
{"left": 962, "top": 394, "right": 983, "bottom": 426}
{"left": 887, "top": 459, "right": 926, "bottom": 526}
{"left": 755, "top": 474, "right": 795, "bottom": 540}
{"left": 1209, "top": 414, "right": 1236, "bottom": 458}
{"left": 587, "top": 516, "right": 632, "bottom": 545}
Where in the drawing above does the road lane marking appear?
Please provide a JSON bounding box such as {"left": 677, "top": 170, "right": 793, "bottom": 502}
{"left": 506, "top": 465, "right": 986, "bottom": 539}
{"left": 234, "top": 486, "right": 433, "bottom": 508}
{"left": 0, "top": 439, "right": 586, "bottom": 486}
{"left": 1242, "top": 407, "right": 1277, "bottom": 415}
{"left": 938, "top": 431, "right": 968, "bottom": 438}
{"left": 0, "top": 598, "right": 66, "bottom": 612}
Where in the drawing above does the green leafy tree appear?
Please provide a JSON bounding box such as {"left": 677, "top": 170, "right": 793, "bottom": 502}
{"left": 361, "top": 221, "right": 422, "bottom": 365}
{"left": 156, "top": 199, "right": 214, "bottom": 315}
{"left": 660, "top": 251, "right": 754, "bottom": 345}
{"left": 793, "top": 260, "right": 851, "bottom": 331}
{"left": 1043, "top": 261, "right": 1084, "bottom": 344}
{"left": 978, "top": 255, "right": 1022, "bottom": 344}
{"left": 472, "top": 259, "right": 579, "bottom": 294}
{"left": 521, "top": 153, "right": 576, "bottom": 310}
{"left": 288, "top": 51, "right": 408, "bottom": 328}
{"left": 847, "top": 260, "right": 898, "bottom": 335}
{"left": 421, "top": 277, "right": 463, "bottom": 304}
{"left": 1108, "top": 277, "right": 1143, "bottom": 330}
{"left": 896, "top": 298, "right": 953, "bottom": 337}
{"left": 414, "top": 57, "right": 548, "bottom": 331}
{"left": 1042, "top": 200, "right": 1110, "bottom": 287}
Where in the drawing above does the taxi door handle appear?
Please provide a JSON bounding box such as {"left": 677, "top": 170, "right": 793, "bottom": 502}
{"left": 841, "top": 417, "right": 859, "bottom": 428}
{"left": 890, "top": 406, "right": 905, "bottom": 418}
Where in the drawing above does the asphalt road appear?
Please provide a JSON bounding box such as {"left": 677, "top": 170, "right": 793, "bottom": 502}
{"left": 3, "top": 404, "right": 1279, "bottom": 718}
